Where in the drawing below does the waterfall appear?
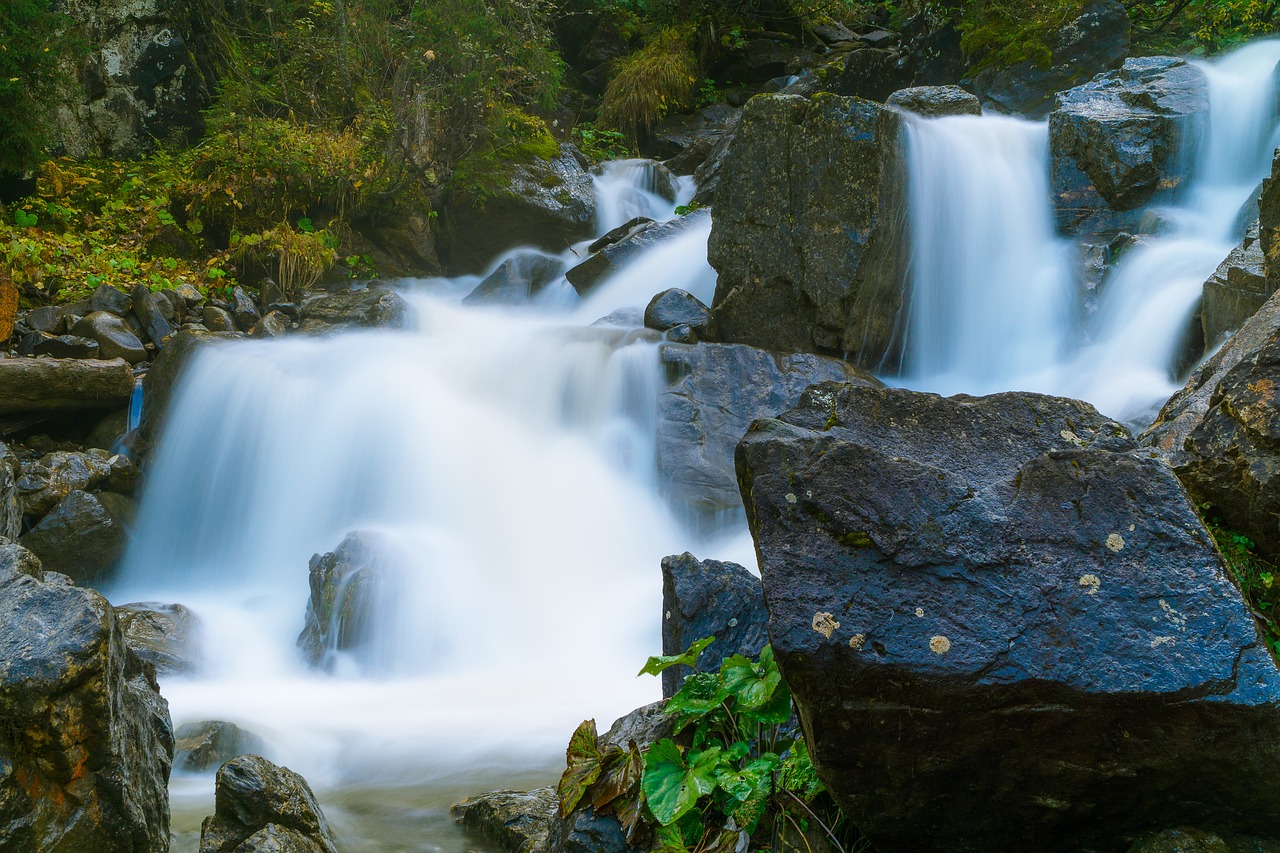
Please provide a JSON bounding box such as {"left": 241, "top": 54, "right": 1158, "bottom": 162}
{"left": 901, "top": 115, "right": 1075, "bottom": 393}
{"left": 900, "top": 41, "right": 1280, "bottom": 424}
{"left": 108, "top": 161, "right": 726, "bottom": 845}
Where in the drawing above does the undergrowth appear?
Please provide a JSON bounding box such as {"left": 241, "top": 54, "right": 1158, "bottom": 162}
{"left": 1201, "top": 505, "right": 1280, "bottom": 659}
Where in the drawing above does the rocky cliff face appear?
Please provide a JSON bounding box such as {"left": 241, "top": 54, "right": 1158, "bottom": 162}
{"left": 50, "top": 0, "right": 211, "bottom": 159}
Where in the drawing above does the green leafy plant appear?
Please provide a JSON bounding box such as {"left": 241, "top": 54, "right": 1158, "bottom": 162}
{"left": 558, "top": 637, "right": 861, "bottom": 852}
{"left": 1201, "top": 505, "right": 1280, "bottom": 658}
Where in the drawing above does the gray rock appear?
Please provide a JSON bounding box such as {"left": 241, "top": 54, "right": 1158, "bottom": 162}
{"left": 886, "top": 85, "right": 982, "bottom": 117}
{"left": 298, "top": 531, "right": 383, "bottom": 669}
{"left": 131, "top": 284, "right": 175, "bottom": 346}
{"left": 707, "top": 93, "right": 908, "bottom": 367}
{"left": 643, "top": 289, "right": 708, "bottom": 333}
{"left": 199, "top": 755, "right": 338, "bottom": 853}
{"left": 0, "top": 445, "right": 20, "bottom": 542}
{"left": 736, "top": 383, "right": 1280, "bottom": 852}
{"left": 19, "top": 490, "right": 136, "bottom": 585}
{"left": 116, "top": 601, "right": 200, "bottom": 675}
{"left": 451, "top": 787, "right": 558, "bottom": 853}
{"left": 89, "top": 284, "right": 134, "bottom": 316}
{"left": 174, "top": 720, "right": 267, "bottom": 773}
{"left": 28, "top": 332, "right": 100, "bottom": 359}
{"left": 464, "top": 252, "right": 566, "bottom": 306}
{"left": 972, "top": 0, "right": 1130, "bottom": 119}
{"left": 173, "top": 282, "right": 204, "bottom": 310}
{"left": 0, "top": 543, "right": 173, "bottom": 852}
{"left": 1128, "top": 828, "right": 1280, "bottom": 853}
{"left": 298, "top": 284, "right": 411, "bottom": 333}
{"left": 1050, "top": 57, "right": 1210, "bottom": 234}
{"left": 660, "top": 553, "right": 767, "bottom": 699}
{"left": 250, "top": 310, "right": 290, "bottom": 339}
{"left": 0, "top": 357, "right": 134, "bottom": 415}
{"left": 689, "top": 108, "right": 743, "bottom": 206}
{"left": 202, "top": 306, "right": 236, "bottom": 332}
{"left": 654, "top": 104, "right": 741, "bottom": 175}
{"left": 656, "top": 341, "right": 879, "bottom": 523}
{"left": 443, "top": 143, "right": 597, "bottom": 275}
{"left": 1202, "top": 223, "right": 1273, "bottom": 347}
{"left": 72, "top": 311, "right": 149, "bottom": 363}
{"left": 566, "top": 210, "right": 709, "bottom": 298}
{"left": 17, "top": 448, "right": 139, "bottom": 518}
{"left": 24, "top": 305, "right": 62, "bottom": 333}
{"left": 231, "top": 286, "right": 261, "bottom": 331}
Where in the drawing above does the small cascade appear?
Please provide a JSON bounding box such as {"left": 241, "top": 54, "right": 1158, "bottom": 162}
{"left": 901, "top": 115, "right": 1075, "bottom": 394}
{"left": 592, "top": 159, "right": 695, "bottom": 233}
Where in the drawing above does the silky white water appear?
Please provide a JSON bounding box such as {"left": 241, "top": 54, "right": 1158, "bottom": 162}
{"left": 108, "top": 164, "right": 728, "bottom": 851}
{"left": 901, "top": 41, "right": 1280, "bottom": 424}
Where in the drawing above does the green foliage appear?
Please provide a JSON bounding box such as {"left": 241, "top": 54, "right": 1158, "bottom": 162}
{"left": 448, "top": 107, "right": 563, "bottom": 203}
{"left": 674, "top": 201, "right": 704, "bottom": 216}
{"left": 599, "top": 27, "right": 698, "bottom": 140}
{"left": 0, "top": 0, "right": 83, "bottom": 175}
{"left": 233, "top": 223, "right": 339, "bottom": 302}
{"left": 557, "top": 637, "right": 863, "bottom": 851}
{"left": 574, "top": 123, "right": 635, "bottom": 163}
{"left": 958, "top": 0, "right": 1086, "bottom": 71}
{"left": 1124, "top": 0, "right": 1279, "bottom": 54}
{"left": 1201, "top": 506, "right": 1280, "bottom": 658}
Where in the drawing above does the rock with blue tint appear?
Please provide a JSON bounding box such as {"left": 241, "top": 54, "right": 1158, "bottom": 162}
{"left": 643, "top": 288, "right": 709, "bottom": 333}
{"left": 737, "top": 382, "right": 1280, "bottom": 852}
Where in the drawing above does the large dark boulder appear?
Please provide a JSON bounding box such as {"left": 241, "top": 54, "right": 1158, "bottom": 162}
{"left": 49, "top": 0, "right": 210, "bottom": 159}
{"left": 707, "top": 93, "right": 918, "bottom": 368}
{"left": 660, "top": 552, "right": 767, "bottom": 699}
{"left": 199, "top": 755, "right": 338, "bottom": 853}
{"left": 443, "top": 144, "right": 596, "bottom": 275}
{"left": 298, "top": 531, "right": 383, "bottom": 670}
{"left": 0, "top": 543, "right": 173, "bottom": 852}
{"left": 656, "top": 341, "right": 879, "bottom": 523}
{"left": 972, "top": 0, "right": 1130, "bottom": 119}
{"left": 1050, "top": 57, "right": 1210, "bottom": 234}
{"left": 19, "top": 489, "right": 137, "bottom": 585}
{"left": 0, "top": 357, "right": 134, "bottom": 415}
{"left": 73, "top": 311, "right": 149, "bottom": 363}
{"left": 736, "top": 383, "right": 1280, "bottom": 852}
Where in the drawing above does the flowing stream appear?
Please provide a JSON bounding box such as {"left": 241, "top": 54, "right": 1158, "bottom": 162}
{"left": 106, "top": 40, "right": 1280, "bottom": 853}
{"left": 900, "top": 40, "right": 1280, "bottom": 424}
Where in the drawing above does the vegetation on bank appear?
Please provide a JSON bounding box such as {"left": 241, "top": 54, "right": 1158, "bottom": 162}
{"left": 1201, "top": 506, "right": 1280, "bottom": 660}
{"left": 559, "top": 637, "right": 867, "bottom": 852}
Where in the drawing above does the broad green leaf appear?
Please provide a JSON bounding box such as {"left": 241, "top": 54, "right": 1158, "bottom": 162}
{"left": 557, "top": 719, "right": 602, "bottom": 816}
{"left": 746, "top": 677, "right": 793, "bottom": 726}
{"left": 721, "top": 645, "right": 783, "bottom": 712}
{"left": 654, "top": 822, "right": 692, "bottom": 853}
{"left": 642, "top": 739, "right": 720, "bottom": 826}
{"left": 591, "top": 741, "right": 643, "bottom": 812}
{"left": 665, "top": 671, "right": 730, "bottom": 733}
{"left": 638, "top": 636, "right": 716, "bottom": 677}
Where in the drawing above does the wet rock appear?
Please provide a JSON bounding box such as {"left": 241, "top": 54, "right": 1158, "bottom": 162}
{"left": 298, "top": 531, "right": 383, "bottom": 669}
{"left": 452, "top": 787, "right": 558, "bottom": 853}
{"left": 17, "top": 448, "right": 139, "bottom": 517}
{"left": 131, "top": 284, "right": 176, "bottom": 346}
{"left": 643, "top": 289, "right": 708, "bottom": 333}
{"left": 588, "top": 217, "right": 655, "bottom": 255}
{"left": 174, "top": 721, "right": 267, "bottom": 773}
{"left": 136, "top": 330, "right": 239, "bottom": 462}
{"left": 1144, "top": 288, "right": 1280, "bottom": 467}
{"left": 202, "top": 306, "right": 236, "bottom": 331}
{"left": 443, "top": 143, "right": 597, "bottom": 275}
{"left": 86, "top": 409, "right": 130, "bottom": 450}
{"left": 88, "top": 281, "right": 135, "bottom": 315}
{"left": 249, "top": 310, "right": 290, "bottom": 339}
{"left": 50, "top": 0, "right": 209, "bottom": 159}
{"left": 736, "top": 383, "right": 1280, "bottom": 852}
{"left": 591, "top": 308, "right": 644, "bottom": 328}
{"left": 298, "top": 284, "right": 411, "bottom": 333}
{"left": 0, "top": 444, "right": 20, "bottom": 542}
{"left": 231, "top": 286, "right": 261, "bottom": 331}
{"left": 1128, "top": 828, "right": 1280, "bottom": 853}
{"left": 0, "top": 543, "right": 173, "bottom": 852}
{"left": 1202, "top": 223, "right": 1273, "bottom": 347}
{"left": 566, "top": 210, "right": 709, "bottom": 298}
{"left": 653, "top": 104, "right": 740, "bottom": 173}
{"left": 464, "top": 252, "right": 566, "bottom": 306}
{"left": 707, "top": 93, "right": 909, "bottom": 367}
{"left": 665, "top": 324, "right": 697, "bottom": 343}
{"left": 199, "top": 754, "right": 338, "bottom": 853}
{"left": 27, "top": 332, "right": 100, "bottom": 359}
{"left": 1263, "top": 148, "right": 1280, "bottom": 285}
{"left": 689, "top": 108, "right": 743, "bottom": 205}
{"left": 660, "top": 553, "right": 767, "bottom": 699}
{"left": 656, "top": 342, "right": 879, "bottom": 523}
{"left": 547, "top": 806, "right": 637, "bottom": 853}
{"left": 173, "top": 282, "right": 204, "bottom": 309}
{"left": 24, "top": 305, "right": 62, "bottom": 333}
{"left": 72, "top": 311, "right": 149, "bottom": 363}
{"left": 972, "top": 0, "right": 1130, "bottom": 118}
{"left": 1050, "top": 57, "right": 1210, "bottom": 234}
{"left": 0, "top": 356, "right": 134, "bottom": 415}
{"left": 1171, "top": 327, "right": 1280, "bottom": 559}
{"left": 19, "top": 489, "right": 137, "bottom": 585}
{"left": 886, "top": 85, "right": 982, "bottom": 117}
{"left": 117, "top": 601, "right": 201, "bottom": 675}
{"left": 151, "top": 289, "right": 180, "bottom": 324}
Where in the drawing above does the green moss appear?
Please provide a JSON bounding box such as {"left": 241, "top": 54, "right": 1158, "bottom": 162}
{"left": 959, "top": 0, "right": 1086, "bottom": 72}
{"left": 839, "top": 531, "right": 874, "bottom": 548}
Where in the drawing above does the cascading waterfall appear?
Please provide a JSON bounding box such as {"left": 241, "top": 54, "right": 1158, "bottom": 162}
{"left": 108, "top": 164, "right": 721, "bottom": 851}
{"left": 900, "top": 40, "right": 1280, "bottom": 424}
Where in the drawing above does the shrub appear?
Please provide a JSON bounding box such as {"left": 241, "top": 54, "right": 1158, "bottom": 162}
{"left": 599, "top": 27, "right": 698, "bottom": 141}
